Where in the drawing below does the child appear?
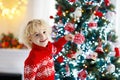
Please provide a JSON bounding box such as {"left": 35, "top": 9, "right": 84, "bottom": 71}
{"left": 22, "top": 19, "right": 74, "bottom": 80}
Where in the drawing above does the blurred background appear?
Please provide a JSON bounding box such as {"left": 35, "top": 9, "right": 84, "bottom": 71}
{"left": 0, "top": 0, "right": 120, "bottom": 80}
{"left": 0, "top": 0, "right": 56, "bottom": 37}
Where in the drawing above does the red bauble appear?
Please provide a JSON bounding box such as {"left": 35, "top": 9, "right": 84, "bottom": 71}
{"left": 104, "top": 0, "right": 110, "bottom": 6}
{"left": 94, "top": 11, "right": 103, "bottom": 17}
{"left": 66, "top": 51, "right": 76, "bottom": 59}
{"left": 66, "top": 53, "right": 72, "bottom": 58}
{"left": 57, "top": 10, "right": 63, "bottom": 16}
{"left": 64, "top": 22, "right": 75, "bottom": 32}
{"left": 78, "top": 69, "right": 87, "bottom": 80}
{"left": 88, "top": 22, "right": 97, "bottom": 28}
{"left": 49, "top": 15, "right": 54, "bottom": 19}
{"left": 57, "top": 6, "right": 63, "bottom": 16}
{"left": 73, "top": 33, "right": 85, "bottom": 44}
{"left": 95, "top": 45, "right": 104, "bottom": 54}
{"left": 70, "top": 7, "right": 75, "bottom": 12}
{"left": 68, "top": 0, "right": 76, "bottom": 2}
{"left": 114, "top": 47, "right": 120, "bottom": 57}
{"left": 56, "top": 56, "right": 64, "bottom": 63}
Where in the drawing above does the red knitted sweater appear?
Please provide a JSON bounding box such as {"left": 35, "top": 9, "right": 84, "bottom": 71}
{"left": 24, "top": 37, "right": 67, "bottom": 80}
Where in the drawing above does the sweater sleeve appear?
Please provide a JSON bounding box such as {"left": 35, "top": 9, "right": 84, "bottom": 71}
{"left": 53, "top": 37, "right": 67, "bottom": 55}
{"left": 24, "top": 52, "right": 38, "bottom": 80}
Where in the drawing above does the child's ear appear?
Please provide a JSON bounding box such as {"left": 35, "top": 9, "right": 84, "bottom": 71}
{"left": 28, "top": 36, "right": 32, "bottom": 42}
{"left": 29, "top": 39, "right": 32, "bottom": 44}
{"left": 29, "top": 39, "right": 32, "bottom": 42}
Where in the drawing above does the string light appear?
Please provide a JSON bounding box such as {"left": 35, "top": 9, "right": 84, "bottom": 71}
{"left": 0, "top": 0, "right": 27, "bottom": 19}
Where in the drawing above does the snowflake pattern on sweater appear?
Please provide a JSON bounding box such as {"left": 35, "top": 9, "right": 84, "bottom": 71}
{"left": 24, "top": 37, "right": 67, "bottom": 80}
{"left": 24, "top": 57, "right": 54, "bottom": 80}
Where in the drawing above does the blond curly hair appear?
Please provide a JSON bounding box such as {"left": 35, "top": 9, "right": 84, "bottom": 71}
{"left": 21, "top": 19, "right": 52, "bottom": 49}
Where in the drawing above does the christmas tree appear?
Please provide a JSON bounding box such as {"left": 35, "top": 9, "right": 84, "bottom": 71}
{"left": 50, "top": 0, "right": 120, "bottom": 80}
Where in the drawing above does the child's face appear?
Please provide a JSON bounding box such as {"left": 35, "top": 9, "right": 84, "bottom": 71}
{"left": 30, "top": 27, "right": 49, "bottom": 47}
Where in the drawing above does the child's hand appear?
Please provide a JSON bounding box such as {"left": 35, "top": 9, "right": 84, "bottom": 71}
{"left": 64, "top": 34, "right": 74, "bottom": 41}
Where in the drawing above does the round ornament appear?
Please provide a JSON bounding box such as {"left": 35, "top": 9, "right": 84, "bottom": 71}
{"left": 64, "top": 22, "right": 75, "bottom": 32}
{"left": 94, "top": 11, "right": 103, "bottom": 17}
{"left": 107, "top": 64, "right": 115, "bottom": 74}
{"left": 68, "top": 0, "right": 76, "bottom": 3}
{"left": 73, "top": 33, "right": 85, "bottom": 44}
{"left": 88, "top": 21, "right": 97, "bottom": 28}
{"left": 78, "top": 69, "right": 87, "bottom": 80}
{"left": 56, "top": 56, "right": 64, "bottom": 63}
{"left": 104, "top": 0, "right": 111, "bottom": 6}
{"left": 73, "top": 7, "right": 82, "bottom": 20}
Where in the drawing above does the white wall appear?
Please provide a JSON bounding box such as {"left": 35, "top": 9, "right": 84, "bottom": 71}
{"left": 0, "top": 49, "right": 29, "bottom": 80}
{"left": 32, "top": 0, "right": 56, "bottom": 26}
